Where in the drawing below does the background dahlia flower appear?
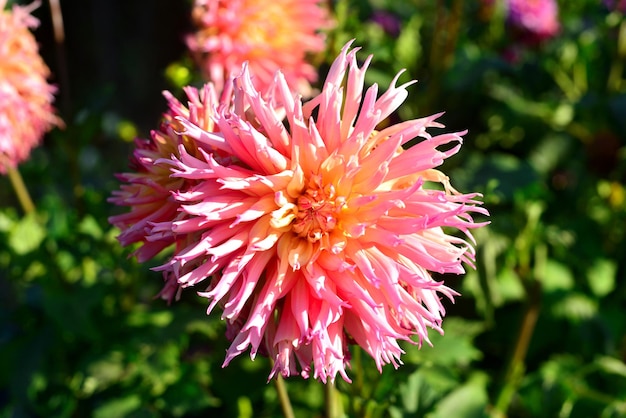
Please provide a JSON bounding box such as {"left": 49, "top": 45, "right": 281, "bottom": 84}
{"left": 505, "top": 0, "right": 560, "bottom": 42}
{"left": 186, "top": 0, "right": 330, "bottom": 97}
{"left": 0, "top": 0, "right": 61, "bottom": 174}
{"left": 111, "top": 42, "right": 488, "bottom": 383}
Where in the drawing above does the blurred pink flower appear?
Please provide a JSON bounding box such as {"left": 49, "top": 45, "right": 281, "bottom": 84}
{"left": 506, "top": 0, "right": 560, "bottom": 42}
{"left": 186, "top": 0, "right": 330, "bottom": 96}
{"left": 0, "top": 0, "right": 61, "bottom": 173}
{"left": 111, "top": 42, "right": 488, "bottom": 383}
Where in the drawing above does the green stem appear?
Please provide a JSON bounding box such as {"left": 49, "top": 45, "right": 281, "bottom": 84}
{"left": 428, "top": 0, "right": 446, "bottom": 73}
{"left": 444, "top": 0, "right": 464, "bottom": 69}
{"left": 325, "top": 381, "right": 343, "bottom": 418}
{"left": 6, "top": 166, "right": 36, "bottom": 215}
{"left": 493, "top": 278, "right": 541, "bottom": 416}
{"left": 608, "top": 19, "right": 626, "bottom": 92}
{"left": 352, "top": 345, "right": 364, "bottom": 415}
{"left": 274, "top": 375, "right": 295, "bottom": 418}
{"left": 425, "top": 0, "right": 463, "bottom": 114}
{"left": 47, "top": 0, "right": 85, "bottom": 213}
{"left": 47, "top": 0, "right": 71, "bottom": 114}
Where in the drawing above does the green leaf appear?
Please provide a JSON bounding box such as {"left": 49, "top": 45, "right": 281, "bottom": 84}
{"left": 426, "top": 372, "right": 489, "bottom": 418}
{"left": 236, "top": 396, "right": 253, "bottom": 418}
{"left": 398, "top": 369, "right": 421, "bottom": 413}
{"left": 405, "top": 318, "right": 484, "bottom": 367}
{"left": 396, "top": 365, "right": 459, "bottom": 415}
{"left": 529, "top": 134, "right": 572, "bottom": 175}
{"left": 84, "top": 351, "right": 127, "bottom": 394}
{"left": 394, "top": 15, "right": 422, "bottom": 70}
{"left": 0, "top": 211, "right": 14, "bottom": 232}
{"left": 8, "top": 213, "right": 46, "bottom": 255}
{"left": 586, "top": 259, "right": 616, "bottom": 298}
{"left": 540, "top": 259, "right": 575, "bottom": 292}
{"left": 78, "top": 215, "right": 104, "bottom": 239}
{"left": 551, "top": 292, "right": 597, "bottom": 322}
{"left": 494, "top": 268, "right": 525, "bottom": 305}
{"left": 595, "top": 356, "right": 626, "bottom": 378}
{"left": 539, "top": 355, "right": 581, "bottom": 388}
{"left": 93, "top": 395, "right": 141, "bottom": 418}
{"left": 469, "top": 153, "right": 540, "bottom": 203}
{"left": 126, "top": 309, "right": 174, "bottom": 328}
{"left": 137, "top": 342, "right": 182, "bottom": 397}
{"left": 551, "top": 103, "right": 574, "bottom": 127}
{"left": 161, "top": 380, "right": 221, "bottom": 416}
{"left": 489, "top": 84, "right": 553, "bottom": 120}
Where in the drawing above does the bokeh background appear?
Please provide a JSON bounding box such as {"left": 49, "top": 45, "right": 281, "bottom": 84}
{"left": 1, "top": 0, "right": 625, "bottom": 417}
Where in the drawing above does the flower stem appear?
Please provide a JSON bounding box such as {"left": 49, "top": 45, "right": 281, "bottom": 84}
{"left": 608, "top": 19, "right": 626, "bottom": 92}
{"left": 274, "top": 375, "right": 295, "bottom": 418}
{"left": 325, "top": 381, "right": 343, "bottom": 418}
{"left": 6, "top": 166, "right": 36, "bottom": 215}
{"left": 47, "top": 0, "right": 85, "bottom": 213}
{"left": 492, "top": 278, "right": 541, "bottom": 416}
{"left": 351, "top": 345, "right": 364, "bottom": 415}
{"left": 425, "top": 0, "right": 463, "bottom": 113}
{"left": 47, "top": 0, "right": 71, "bottom": 113}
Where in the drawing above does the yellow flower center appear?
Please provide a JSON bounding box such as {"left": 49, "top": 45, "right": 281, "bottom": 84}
{"left": 292, "top": 182, "right": 338, "bottom": 243}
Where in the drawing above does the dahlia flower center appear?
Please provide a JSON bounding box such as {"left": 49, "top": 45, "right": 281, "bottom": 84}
{"left": 292, "top": 183, "right": 338, "bottom": 242}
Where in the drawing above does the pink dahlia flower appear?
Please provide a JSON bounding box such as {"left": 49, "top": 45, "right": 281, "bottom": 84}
{"left": 506, "top": 0, "right": 560, "bottom": 42}
{"left": 186, "top": 0, "right": 330, "bottom": 97}
{"left": 111, "top": 42, "right": 488, "bottom": 383}
{"left": 108, "top": 84, "right": 232, "bottom": 301}
{"left": 0, "top": 0, "right": 61, "bottom": 173}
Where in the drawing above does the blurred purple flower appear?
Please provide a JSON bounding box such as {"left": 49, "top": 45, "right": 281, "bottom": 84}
{"left": 604, "top": 0, "right": 626, "bottom": 13}
{"left": 371, "top": 10, "right": 401, "bottom": 37}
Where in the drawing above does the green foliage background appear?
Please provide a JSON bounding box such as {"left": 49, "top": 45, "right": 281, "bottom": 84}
{"left": 1, "top": 0, "right": 625, "bottom": 417}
